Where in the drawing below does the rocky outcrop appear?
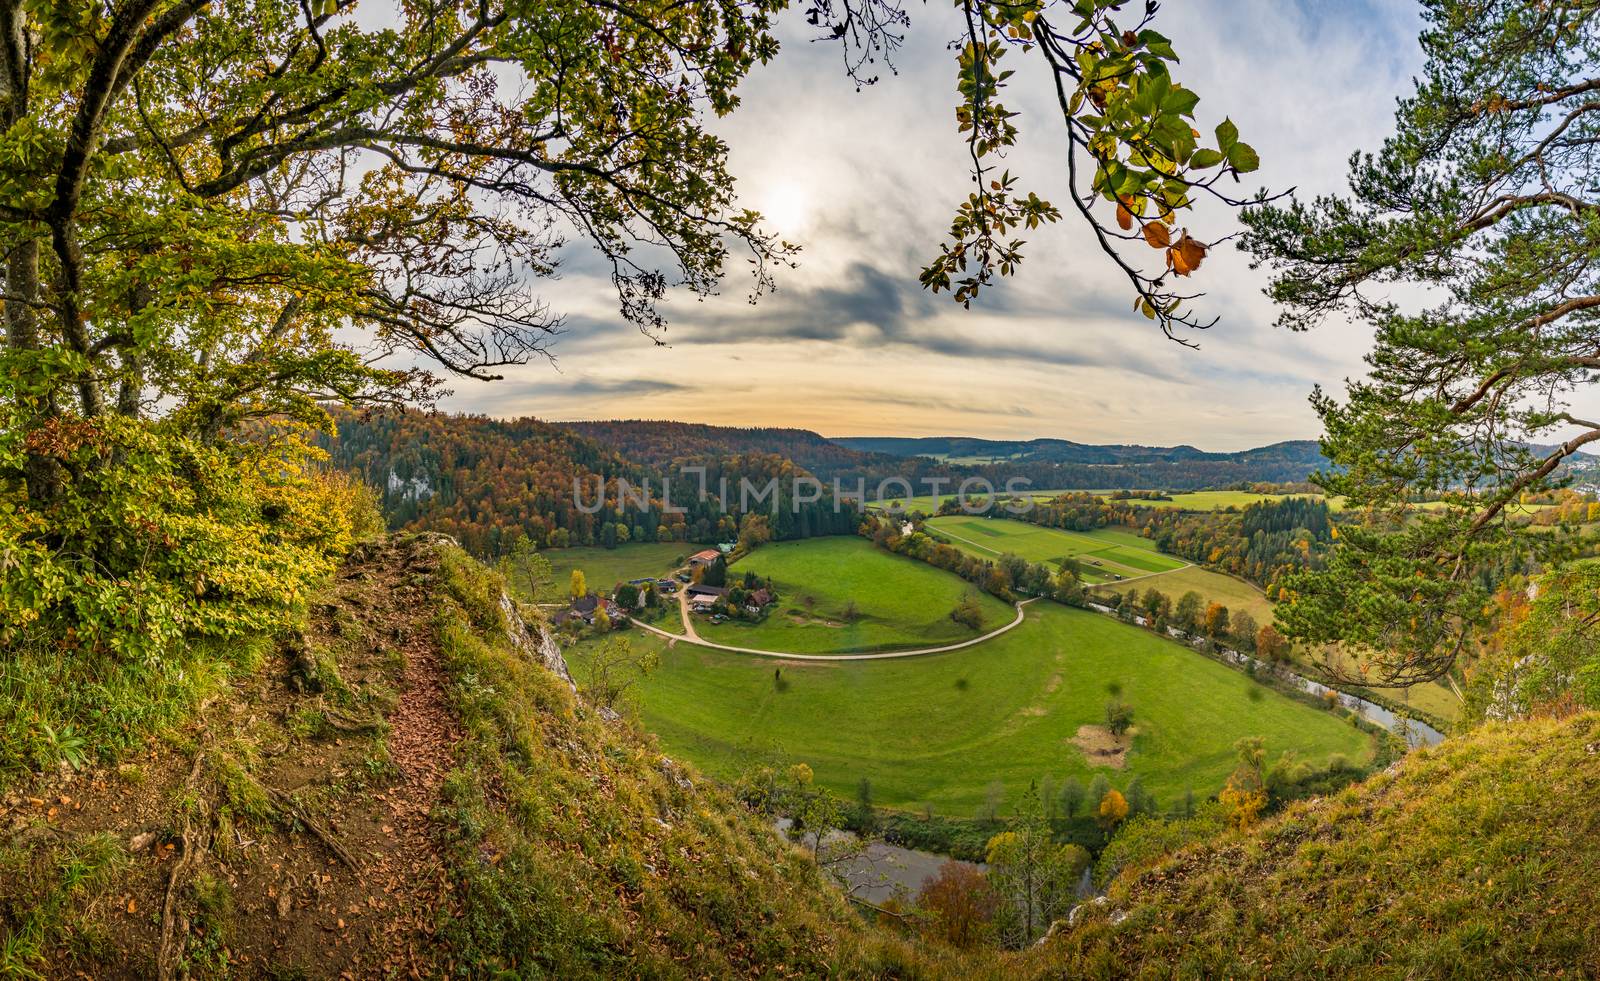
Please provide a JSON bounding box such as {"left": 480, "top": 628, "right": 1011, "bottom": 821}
{"left": 499, "top": 589, "right": 578, "bottom": 696}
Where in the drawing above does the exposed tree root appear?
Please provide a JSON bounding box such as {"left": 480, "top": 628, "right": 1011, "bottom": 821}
{"left": 157, "top": 754, "right": 210, "bottom": 981}
{"left": 261, "top": 783, "right": 360, "bottom": 870}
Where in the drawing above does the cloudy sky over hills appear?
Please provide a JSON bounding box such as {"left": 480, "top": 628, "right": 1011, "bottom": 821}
{"left": 442, "top": 1, "right": 1427, "bottom": 450}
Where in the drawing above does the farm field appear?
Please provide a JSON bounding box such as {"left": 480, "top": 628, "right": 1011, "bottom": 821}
{"left": 573, "top": 602, "right": 1376, "bottom": 814}
{"left": 1098, "top": 490, "right": 1312, "bottom": 511}
{"left": 695, "top": 537, "right": 1014, "bottom": 654}
{"left": 1095, "top": 564, "right": 1276, "bottom": 627}
{"left": 1091, "top": 566, "right": 1462, "bottom": 722}
{"left": 536, "top": 542, "right": 690, "bottom": 602}
{"left": 866, "top": 488, "right": 1079, "bottom": 514}
{"left": 924, "top": 515, "right": 1186, "bottom": 583}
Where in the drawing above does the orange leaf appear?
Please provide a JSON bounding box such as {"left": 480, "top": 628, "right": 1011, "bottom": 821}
{"left": 1142, "top": 222, "right": 1171, "bottom": 249}
{"left": 1115, "top": 203, "right": 1133, "bottom": 231}
{"left": 1171, "top": 234, "right": 1208, "bottom": 276}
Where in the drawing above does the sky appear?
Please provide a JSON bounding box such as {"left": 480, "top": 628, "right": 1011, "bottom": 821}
{"left": 439, "top": 1, "right": 1428, "bottom": 451}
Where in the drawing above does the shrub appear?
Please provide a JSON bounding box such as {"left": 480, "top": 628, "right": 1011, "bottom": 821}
{"left": 0, "top": 418, "right": 367, "bottom": 662}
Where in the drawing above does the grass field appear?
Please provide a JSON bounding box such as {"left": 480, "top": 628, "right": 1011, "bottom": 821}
{"left": 924, "top": 515, "right": 1186, "bottom": 583}
{"left": 537, "top": 542, "right": 690, "bottom": 602}
{"left": 1091, "top": 566, "right": 1462, "bottom": 722}
{"left": 575, "top": 602, "right": 1376, "bottom": 815}
{"left": 1098, "top": 490, "right": 1309, "bottom": 511}
{"left": 865, "top": 489, "right": 1079, "bottom": 514}
{"left": 694, "top": 537, "right": 1014, "bottom": 654}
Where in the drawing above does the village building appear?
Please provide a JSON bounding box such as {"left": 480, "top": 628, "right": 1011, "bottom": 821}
{"left": 685, "top": 583, "right": 727, "bottom": 609}
{"left": 688, "top": 548, "right": 721, "bottom": 568}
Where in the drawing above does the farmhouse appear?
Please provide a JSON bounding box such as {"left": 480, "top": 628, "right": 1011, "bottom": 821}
{"left": 556, "top": 593, "right": 623, "bottom": 627}
{"left": 686, "top": 583, "right": 727, "bottom": 609}
{"left": 688, "top": 548, "right": 721, "bottom": 568}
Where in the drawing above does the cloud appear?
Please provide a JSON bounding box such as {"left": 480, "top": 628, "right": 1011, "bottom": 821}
{"left": 426, "top": 1, "right": 1425, "bottom": 449}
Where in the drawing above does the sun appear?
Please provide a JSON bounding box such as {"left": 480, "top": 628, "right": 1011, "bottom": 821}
{"left": 759, "top": 181, "right": 810, "bottom": 235}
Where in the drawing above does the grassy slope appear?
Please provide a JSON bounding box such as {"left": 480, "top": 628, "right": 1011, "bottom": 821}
{"left": 1092, "top": 567, "right": 1463, "bottom": 723}
{"left": 587, "top": 602, "right": 1374, "bottom": 815}
{"left": 695, "top": 537, "right": 1014, "bottom": 654}
{"left": 539, "top": 542, "right": 689, "bottom": 601}
{"left": 1029, "top": 712, "right": 1600, "bottom": 978}
{"left": 0, "top": 538, "right": 938, "bottom": 979}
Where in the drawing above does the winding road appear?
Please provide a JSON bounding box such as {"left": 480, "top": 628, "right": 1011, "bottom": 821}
{"left": 629, "top": 597, "right": 1040, "bottom": 662}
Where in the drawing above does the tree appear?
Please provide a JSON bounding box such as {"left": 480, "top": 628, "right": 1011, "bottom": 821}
{"left": 1058, "top": 779, "right": 1086, "bottom": 822}
{"left": 592, "top": 604, "right": 612, "bottom": 632}
{"left": 1174, "top": 591, "right": 1203, "bottom": 633}
{"left": 950, "top": 592, "right": 985, "bottom": 630}
{"left": 1220, "top": 736, "right": 1268, "bottom": 830}
{"left": 1203, "top": 602, "right": 1230, "bottom": 639}
{"left": 985, "top": 783, "right": 1088, "bottom": 948}
{"left": 570, "top": 570, "right": 587, "bottom": 601}
{"left": 1141, "top": 587, "right": 1171, "bottom": 620}
{"left": 703, "top": 556, "right": 728, "bottom": 588}
{"left": 1256, "top": 624, "right": 1290, "bottom": 664}
{"left": 1086, "top": 774, "right": 1110, "bottom": 815}
{"left": 1242, "top": 0, "right": 1600, "bottom": 687}
{"left": 783, "top": 764, "right": 857, "bottom": 878}
{"left": 1096, "top": 788, "right": 1129, "bottom": 830}
{"left": 978, "top": 780, "right": 1006, "bottom": 824}
{"left": 1230, "top": 611, "right": 1258, "bottom": 653}
{"left": 916, "top": 861, "right": 999, "bottom": 950}
{"left": 497, "top": 536, "right": 554, "bottom": 602}
{"left": 0, "top": 1, "right": 1257, "bottom": 656}
{"left": 1105, "top": 699, "right": 1134, "bottom": 737}
{"left": 580, "top": 637, "right": 660, "bottom": 712}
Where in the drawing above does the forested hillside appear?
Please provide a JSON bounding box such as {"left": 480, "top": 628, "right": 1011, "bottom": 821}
{"left": 324, "top": 409, "right": 858, "bottom": 555}
{"left": 837, "top": 436, "right": 1331, "bottom": 487}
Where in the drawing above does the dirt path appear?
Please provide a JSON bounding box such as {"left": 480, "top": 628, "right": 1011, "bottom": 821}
{"left": 630, "top": 598, "right": 1039, "bottom": 662}
{"left": 674, "top": 585, "right": 703, "bottom": 641}
{"left": 0, "top": 537, "right": 466, "bottom": 977}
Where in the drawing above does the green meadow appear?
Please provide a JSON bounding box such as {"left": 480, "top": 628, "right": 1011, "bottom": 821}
{"left": 924, "top": 515, "right": 1186, "bottom": 583}
{"left": 576, "top": 601, "right": 1376, "bottom": 814}
{"left": 538, "top": 542, "right": 689, "bottom": 601}
{"left": 695, "top": 536, "right": 1013, "bottom": 654}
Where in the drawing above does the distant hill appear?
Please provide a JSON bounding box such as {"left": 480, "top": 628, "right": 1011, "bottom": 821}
{"left": 562, "top": 422, "right": 1332, "bottom": 489}
{"left": 833, "top": 434, "right": 1325, "bottom": 468}
{"left": 559, "top": 419, "right": 914, "bottom": 484}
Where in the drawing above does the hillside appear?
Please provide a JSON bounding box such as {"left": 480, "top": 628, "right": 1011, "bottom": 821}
{"left": 322, "top": 410, "right": 858, "bottom": 554}
{"left": 1025, "top": 712, "right": 1600, "bottom": 977}
{"left": 3, "top": 536, "right": 1597, "bottom": 977}
{"left": 0, "top": 537, "right": 932, "bottom": 978}
{"left": 836, "top": 436, "right": 1331, "bottom": 487}
{"left": 559, "top": 419, "right": 920, "bottom": 484}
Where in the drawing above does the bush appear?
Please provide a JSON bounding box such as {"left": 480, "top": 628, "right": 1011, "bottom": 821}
{"left": 1, "top": 418, "right": 367, "bottom": 663}
{"left": 0, "top": 418, "right": 372, "bottom": 779}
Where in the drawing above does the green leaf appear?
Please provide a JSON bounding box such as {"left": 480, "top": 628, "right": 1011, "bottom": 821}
{"left": 1189, "top": 148, "right": 1226, "bottom": 169}
{"left": 1215, "top": 117, "right": 1238, "bottom": 150}
{"left": 1227, "top": 141, "right": 1260, "bottom": 173}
